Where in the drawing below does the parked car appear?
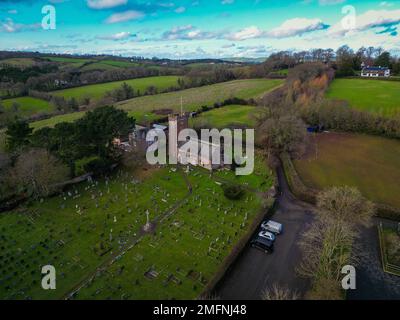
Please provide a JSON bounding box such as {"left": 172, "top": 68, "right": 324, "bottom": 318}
{"left": 251, "top": 236, "right": 274, "bottom": 253}
{"left": 261, "top": 220, "right": 283, "bottom": 235}
{"left": 258, "top": 230, "right": 276, "bottom": 242}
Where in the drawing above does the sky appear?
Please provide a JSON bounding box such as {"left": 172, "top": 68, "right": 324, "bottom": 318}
{"left": 0, "top": 0, "right": 399, "bottom": 59}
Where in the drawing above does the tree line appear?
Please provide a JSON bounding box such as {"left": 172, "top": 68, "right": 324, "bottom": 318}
{"left": 0, "top": 106, "right": 135, "bottom": 203}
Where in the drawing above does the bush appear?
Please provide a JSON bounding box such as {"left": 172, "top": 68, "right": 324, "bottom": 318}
{"left": 75, "top": 156, "right": 99, "bottom": 176}
{"left": 84, "top": 157, "right": 112, "bottom": 176}
{"left": 222, "top": 183, "right": 245, "bottom": 200}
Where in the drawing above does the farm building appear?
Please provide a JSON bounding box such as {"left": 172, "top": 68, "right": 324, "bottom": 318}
{"left": 361, "top": 66, "right": 390, "bottom": 78}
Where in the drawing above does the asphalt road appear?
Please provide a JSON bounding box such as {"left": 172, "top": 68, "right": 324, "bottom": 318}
{"left": 216, "top": 165, "right": 400, "bottom": 300}
{"left": 215, "top": 166, "right": 315, "bottom": 300}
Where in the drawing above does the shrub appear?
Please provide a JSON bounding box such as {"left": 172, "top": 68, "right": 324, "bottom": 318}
{"left": 222, "top": 183, "right": 245, "bottom": 200}
{"left": 75, "top": 156, "right": 99, "bottom": 176}
{"left": 84, "top": 157, "right": 112, "bottom": 176}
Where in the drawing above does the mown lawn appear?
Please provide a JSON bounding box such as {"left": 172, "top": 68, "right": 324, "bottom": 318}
{"left": 52, "top": 76, "right": 182, "bottom": 102}
{"left": 0, "top": 167, "right": 188, "bottom": 299}
{"left": 0, "top": 158, "right": 272, "bottom": 300}
{"left": 72, "top": 166, "right": 268, "bottom": 300}
{"left": 294, "top": 132, "right": 400, "bottom": 208}
{"left": 326, "top": 79, "right": 400, "bottom": 116}
{"left": 2, "top": 97, "right": 53, "bottom": 117}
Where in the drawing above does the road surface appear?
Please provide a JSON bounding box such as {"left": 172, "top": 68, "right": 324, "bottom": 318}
{"left": 215, "top": 166, "right": 314, "bottom": 299}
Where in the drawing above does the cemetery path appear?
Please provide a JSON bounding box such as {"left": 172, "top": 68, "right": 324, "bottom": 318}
{"left": 215, "top": 165, "right": 315, "bottom": 300}
{"left": 62, "top": 167, "right": 193, "bottom": 300}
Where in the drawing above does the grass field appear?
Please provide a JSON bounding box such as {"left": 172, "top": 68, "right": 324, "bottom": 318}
{"left": 2, "top": 97, "right": 53, "bottom": 117}
{"left": 80, "top": 63, "right": 122, "bottom": 72}
{"left": 0, "top": 79, "right": 281, "bottom": 151}
{"left": 294, "top": 132, "right": 400, "bottom": 208}
{"left": 44, "top": 57, "right": 93, "bottom": 64}
{"left": 190, "top": 105, "right": 258, "bottom": 129}
{"left": 100, "top": 60, "right": 139, "bottom": 68}
{"left": 118, "top": 79, "right": 283, "bottom": 116}
{"left": 52, "top": 76, "right": 182, "bottom": 102}
{"left": 0, "top": 157, "right": 271, "bottom": 299}
{"left": 326, "top": 79, "right": 400, "bottom": 116}
{"left": 0, "top": 58, "right": 37, "bottom": 68}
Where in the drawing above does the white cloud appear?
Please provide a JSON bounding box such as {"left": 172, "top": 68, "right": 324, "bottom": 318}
{"left": 175, "top": 6, "right": 186, "bottom": 13}
{"left": 87, "top": 0, "right": 127, "bottom": 10}
{"left": 227, "top": 26, "right": 264, "bottom": 41}
{"left": 319, "top": 0, "right": 346, "bottom": 5}
{"left": 267, "top": 18, "right": 328, "bottom": 38}
{"left": 328, "top": 9, "right": 400, "bottom": 36}
{"left": 162, "top": 25, "right": 217, "bottom": 40}
{"left": 98, "top": 31, "right": 134, "bottom": 40}
{"left": 1, "top": 18, "right": 40, "bottom": 33}
{"left": 379, "top": 1, "right": 393, "bottom": 7}
{"left": 105, "top": 10, "right": 144, "bottom": 24}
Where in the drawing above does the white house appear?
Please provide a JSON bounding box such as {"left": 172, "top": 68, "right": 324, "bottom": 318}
{"left": 361, "top": 66, "right": 390, "bottom": 78}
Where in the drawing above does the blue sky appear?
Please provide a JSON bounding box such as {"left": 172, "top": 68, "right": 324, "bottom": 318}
{"left": 1, "top": 0, "right": 399, "bottom": 58}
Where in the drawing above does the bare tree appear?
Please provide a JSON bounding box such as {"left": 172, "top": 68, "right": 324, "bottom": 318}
{"left": 262, "top": 283, "right": 299, "bottom": 300}
{"left": 298, "top": 186, "right": 374, "bottom": 300}
{"left": 256, "top": 104, "right": 308, "bottom": 166}
{"left": 316, "top": 186, "right": 375, "bottom": 228}
{"left": 9, "top": 148, "right": 69, "bottom": 198}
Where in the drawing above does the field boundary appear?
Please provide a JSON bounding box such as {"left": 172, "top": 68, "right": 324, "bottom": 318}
{"left": 377, "top": 223, "right": 400, "bottom": 277}
{"left": 281, "top": 153, "right": 400, "bottom": 221}
{"left": 342, "top": 76, "right": 400, "bottom": 82}
{"left": 281, "top": 153, "right": 318, "bottom": 204}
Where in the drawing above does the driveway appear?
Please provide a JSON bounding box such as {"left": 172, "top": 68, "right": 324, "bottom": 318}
{"left": 215, "top": 166, "right": 314, "bottom": 300}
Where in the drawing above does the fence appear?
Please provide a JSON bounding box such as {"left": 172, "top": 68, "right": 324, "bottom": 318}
{"left": 377, "top": 222, "right": 400, "bottom": 277}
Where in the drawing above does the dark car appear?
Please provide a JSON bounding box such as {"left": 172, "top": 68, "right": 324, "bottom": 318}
{"left": 250, "top": 235, "right": 274, "bottom": 253}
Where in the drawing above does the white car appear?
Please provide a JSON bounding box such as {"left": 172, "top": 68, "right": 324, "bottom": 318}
{"left": 261, "top": 220, "right": 283, "bottom": 235}
{"left": 258, "top": 230, "right": 276, "bottom": 242}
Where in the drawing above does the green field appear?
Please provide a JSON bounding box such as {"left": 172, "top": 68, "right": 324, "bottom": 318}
{"left": 80, "top": 63, "right": 122, "bottom": 72}
{"left": 118, "top": 79, "right": 283, "bottom": 116}
{"left": 0, "top": 79, "right": 281, "bottom": 151}
{"left": 44, "top": 57, "right": 93, "bottom": 64}
{"left": 0, "top": 158, "right": 272, "bottom": 299}
{"left": 0, "top": 58, "right": 37, "bottom": 68}
{"left": 190, "top": 105, "right": 258, "bottom": 129}
{"left": 294, "top": 132, "right": 400, "bottom": 208}
{"left": 100, "top": 60, "right": 139, "bottom": 68}
{"left": 52, "top": 76, "right": 182, "bottom": 102}
{"left": 2, "top": 97, "right": 53, "bottom": 117}
{"left": 326, "top": 79, "right": 400, "bottom": 116}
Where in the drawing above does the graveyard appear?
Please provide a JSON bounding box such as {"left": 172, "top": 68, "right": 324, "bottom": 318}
{"left": 0, "top": 157, "right": 273, "bottom": 300}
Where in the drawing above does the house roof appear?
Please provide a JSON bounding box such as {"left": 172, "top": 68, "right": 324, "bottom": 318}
{"left": 362, "top": 66, "right": 389, "bottom": 71}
